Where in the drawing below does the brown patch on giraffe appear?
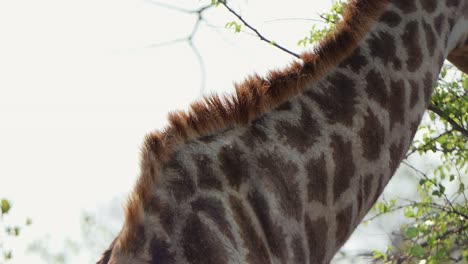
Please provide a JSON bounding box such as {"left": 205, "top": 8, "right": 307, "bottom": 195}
{"left": 182, "top": 213, "right": 229, "bottom": 264}
{"left": 240, "top": 116, "right": 269, "bottom": 150}
{"left": 218, "top": 143, "right": 250, "bottom": 190}
{"left": 164, "top": 153, "right": 196, "bottom": 202}
{"left": 191, "top": 197, "right": 236, "bottom": 247}
{"left": 359, "top": 108, "right": 385, "bottom": 161}
{"left": 393, "top": 58, "right": 403, "bottom": 71}
{"left": 198, "top": 133, "right": 220, "bottom": 143}
{"left": 409, "top": 80, "right": 420, "bottom": 108}
{"left": 195, "top": 155, "right": 223, "bottom": 191}
{"left": 247, "top": 189, "right": 287, "bottom": 262}
{"left": 390, "top": 140, "right": 406, "bottom": 173}
{"left": 420, "top": 0, "right": 438, "bottom": 13}
{"left": 335, "top": 204, "right": 354, "bottom": 249}
{"left": 292, "top": 235, "right": 307, "bottom": 264}
{"left": 357, "top": 174, "right": 374, "bottom": 214}
{"left": 340, "top": 47, "right": 369, "bottom": 73}
{"left": 423, "top": 22, "right": 437, "bottom": 57}
{"left": 423, "top": 71, "right": 434, "bottom": 103}
{"left": 118, "top": 0, "right": 393, "bottom": 248}
{"left": 276, "top": 101, "right": 293, "bottom": 111}
{"left": 330, "top": 134, "right": 355, "bottom": 202}
{"left": 379, "top": 10, "right": 402, "bottom": 27}
{"left": 305, "top": 216, "right": 328, "bottom": 264}
{"left": 306, "top": 154, "right": 328, "bottom": 204}
{"left": 150, "top": 237, "right": 176, "bottom": 264}
{"left": 306, "top": 72, "right": 357, "bottom": 127}
{"left": 410, "top": 120, "right": 421, "bottom": 138}
{"left": 149, "top": 195, "right": 176, "bottom": 235}
{"left": 464, "top": 1, "right": 468, "bottom": 18}
{"left": 446, "top": 0, "right": 460, "bottom": 7}
{"left": 257, "top": 153, "right": 302, "bottom": 220}
{"left": 371, "top": 173, "right": 386, "bottom": 204}
{"left": 228, "top": 195, "right": 271, "bottom": 263}
{"left": 437, "top": 53, "right": 444, "bottom": 68}
{"left": 367, "top": 31, "right": 398, "bottom": 67}
{"left": 393, "top": 0, "right": 417, "bottom": 13}
{"left": 389, "top": 80, "right": 406, "bottom": 129}
{"left": 402, "top": 21, "right": 423, "bottom": 72}
{"left": 275, "top": 102, "right": 320, "bottom": 153}
{"left": 366, "top": 69, "right": 389, "bottom": 108}
{"left": 447, "top": 17, "right": 455, "bottom": 31}
{"left": 434, "top": 14, "right": 445, "bottom": 36}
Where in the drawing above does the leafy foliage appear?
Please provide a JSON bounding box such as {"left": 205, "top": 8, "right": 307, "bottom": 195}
{"left": 0, "top": 199, "right": 31, "bottom": 263}
{"left": 298, "top": 0, "right": 344, "bottom": 46}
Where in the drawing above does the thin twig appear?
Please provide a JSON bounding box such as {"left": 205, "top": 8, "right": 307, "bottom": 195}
{"left": 419, "top": 223, "right": 468, "bottom": 248}
{"left": 146, "top": 37, "right": 187, "bottom": 48}
{"left": 264, "top": 17, "right": 326, "bottom": 24}
{"left": 146, "top": 2, "right": 211, "bottom": 94}
{"left": 218, "top": 0, "right": 300, "bottom": 59}
{"left": 402, "top": 161, "right": 468, "bottom": 219}
{"left": 428, "top": 104, "right": 468, "bottom": 138}
{"left": 405, "top": 129, "right": 454, "bottom": 159}
{"left": 363, "top": 204, "right": 414, "bottom": 222}
{"left": 188, "top": 40, "right": 206, "bottom": 95}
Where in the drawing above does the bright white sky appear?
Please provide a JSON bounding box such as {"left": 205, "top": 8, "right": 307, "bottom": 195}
{"left": 0, "top": 0, "right": 426, "bottom": 263}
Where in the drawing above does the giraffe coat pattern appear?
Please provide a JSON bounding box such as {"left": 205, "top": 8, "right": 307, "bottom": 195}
{"left": 98, "top": 0, "right": 468, "bottom": 263}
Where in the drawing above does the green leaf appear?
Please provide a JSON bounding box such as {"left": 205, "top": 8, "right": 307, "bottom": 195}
{"left": 225, "top": 21, "right": 241, "bottom": 33}
{"left": 406, "top": 227, "right": 419, "bottom": 238}
{"left": 404, "top": 207, "right": 415, "bottom": 218}
{"left": 1, "top": 199, "right": 11, "bottom": 214}
{"left": 372, "top": 250, "right": 385, "bottom": 260}
{"left": 458, "top": 183, "right": 465, "bottom": 193}
{"left": 13, "top": 226, "right": 20, "bottom": 236}
{"left": 462, "top": 248, "right": 468, "bottom": 260}
{"left": 3, "top": 251, "right": 12, "bottom": 260}
{"left": 410, "top": 245, "right": 424, "bottom": 257}
{"left": 435, "top": 249, "right": 447, "bottom": 259}
{"left": 441, "top": 66, "right": 447, "bottom": 78}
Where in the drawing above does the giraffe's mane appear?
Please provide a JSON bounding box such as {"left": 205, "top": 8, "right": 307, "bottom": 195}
{"left": 116, "top": 0, "right": 391, "bottom": 252}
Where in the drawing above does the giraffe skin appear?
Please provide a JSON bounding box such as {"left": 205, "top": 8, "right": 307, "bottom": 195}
{"left": 98, "top": 0, "right": 468, "bottom": 263}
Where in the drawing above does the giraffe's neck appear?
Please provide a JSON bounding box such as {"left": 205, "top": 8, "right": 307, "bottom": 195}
{"left": 100, "top": 1, "right": 468, "bottom": 264}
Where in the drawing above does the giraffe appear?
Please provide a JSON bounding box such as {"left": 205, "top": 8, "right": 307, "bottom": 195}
{"left": 98, "top": 0, "right": 468, "bottom": 263}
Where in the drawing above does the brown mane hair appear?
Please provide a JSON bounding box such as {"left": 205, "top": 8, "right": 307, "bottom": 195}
{"left": 117, "top": 0, "right": 391, "bottom": 252}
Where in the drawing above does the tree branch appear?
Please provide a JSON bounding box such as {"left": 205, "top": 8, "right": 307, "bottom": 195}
{"left": 218, "top": 0, "right": 300, "bottom": 59}
{"left": 363, "top": 204, "right": 414, "bottom": 222}
{"left": 419, "top": 223, "right": 468, "bottom": 248}
{"left": 402, "top": 161, "right": 468, "bottom": 220}
{"left": 428, "top": 104, "right": 468, "bottom": 138}
{"left": 405, "top": 129, "right": 455, "bottom": 159}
